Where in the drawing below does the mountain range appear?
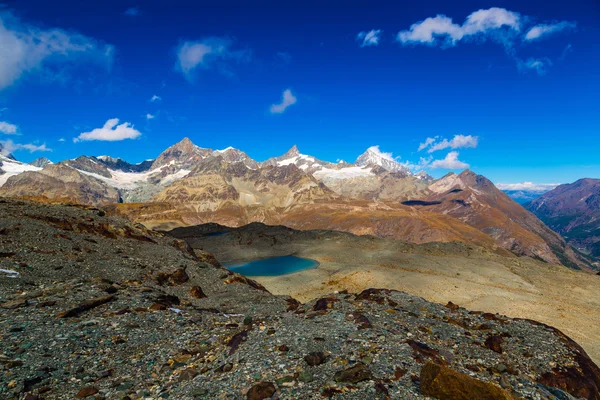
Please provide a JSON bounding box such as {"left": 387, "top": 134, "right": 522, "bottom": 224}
{"left": 526, "top": 179, "right": 600, "bottom": 263}
{"left": 0, "top": 138, "right": 595, "bottom": 271}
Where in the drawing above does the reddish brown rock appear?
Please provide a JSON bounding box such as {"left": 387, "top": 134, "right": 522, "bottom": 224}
{"left": 484, "top": 335, "right": 504, "bottom": 354}
{"left": 149, "top": 303, "right": 167, "bottom": 311}
{"left": 56, "top": 295, "right": 114, "bottom": 318}
{"left": 333, "top": 362, "right": 373, "bottom": 384}
{"left": 313, "top": 296, "right": 338, "bottom": 311}
{"left": 170, "top": 268, "right": 189, "bottom": 285}
{"left": 304, "top": 352, "right": 328, "bottom": 366}
{"left": 75, "top": 386, "right": 99, "bottom": 398}
{"left": 0, "top": 298, "right": 29, "bottom": 309}
{"left": 407, "top": 340, "right": 446, "bottom": 365}
{"left": 420, "top": 363, "right": 513, "bottom": 400}
{"left": 246, "top": 381, "right": 276, "bottom": 400}
{"left": 190, "top": 286, "right": 207, "bottom": 299}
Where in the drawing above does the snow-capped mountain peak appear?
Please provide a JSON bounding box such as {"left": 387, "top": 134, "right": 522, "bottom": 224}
{"left": 97, "top": 155, "right": 121, "bottom": 163}
{"left": 212, "top": 147, "right": 258, "bottom": 169}
{"left": 355, "top": 146, "right": 412, "bottom": 175}
{"left": 0, "top": 153, "right": 42, "bottom": 186}
{"left": 283, "top": 145, "right": 300, "bottom": 158}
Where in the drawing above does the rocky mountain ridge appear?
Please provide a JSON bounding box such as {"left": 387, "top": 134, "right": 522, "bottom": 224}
{"left": 0, "top": 138, "right": 593, "bottom": 270}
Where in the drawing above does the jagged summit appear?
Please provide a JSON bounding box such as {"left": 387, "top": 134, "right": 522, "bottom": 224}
{"left": 283, "top": 144, "right": 300, "bottom": 158}
{"left": 415, "top": 170, "right": 434, "bottom": 181}
{"left": 151, "top": 137, "right": 211, "bottom": 170}
{"left": 212, "top": 147, "right": 258, "bottom": 169}
{"left": 355, "top": 146, "right": 412, "bottom": 175}
{"left": 97, "top": 155, "right": 121, "bottom": 163}
{"left": 30, "top": 157, "right": 53, "bottom": 168}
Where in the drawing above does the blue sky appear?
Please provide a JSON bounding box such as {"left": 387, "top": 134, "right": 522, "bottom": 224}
{"left": 0, "top": 0, "right": 598, "bottom": 185}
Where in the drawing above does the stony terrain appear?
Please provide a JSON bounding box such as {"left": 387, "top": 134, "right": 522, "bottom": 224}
{"left": 1, "top": 199, "right": 599, "bottom": 399}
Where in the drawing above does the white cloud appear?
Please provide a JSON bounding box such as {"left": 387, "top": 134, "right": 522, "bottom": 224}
{"left": 0, "top": 121, "right": 18, "bottom": 134}
{"left": 395, "top": 8, "right": 579, "bottom": 76}
{"left": 524, "top": 21, "right": 576, "bottom": 41}
{"left": 418, "top": 137, "right": 437, "bottom": 151}
{"left": 58, "top": 138, "right": 65, "bottom": 142}
{"left": 357, "top": 30, "right": 383, "bottom": 47}
{"left": 124, "top": 7, "right": 140, "bottom": 17}
{"left": 367, "top": 145, "right": 396, "bottom": 161}
{"left": 518, "top": 57, "right": 552, "bottom": 75}
{"left": 1, "top": 139, "right": 51, "bottom": 154}
{"left": 419, "top": 134, "right": 478, "bottom": 153}
{"left": 270, "top": 89, "right": 297, "bottom": 114}
{"left": 401, "top": 156, "right": 433, "bottom": 172}
{"left": 430, "top": 151, "right": 469, "bottom": 169}
{"left": 175, "top": 37, "right": 251, "bottom": 80}
{"left": 74, "top": 118, "right": 141, "bottom": 142}
{"left": 0, "top": 11, "right": 114, "bottom": 90}
{"left": 149, "top": 94, "right": 161, "bottom": 102}
{"left": 397, "top": 8, "right": 521, "bottom": 46}
{"left": 146, "top": 113, "right": 155, "bottom": 120}
{"left": 495, "top": 182, "right": 560, "bottom": 192}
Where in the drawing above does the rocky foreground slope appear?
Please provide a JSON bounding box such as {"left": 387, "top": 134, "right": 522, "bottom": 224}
{"left": 0, "top": 199, "right": 599, "bottom": 399}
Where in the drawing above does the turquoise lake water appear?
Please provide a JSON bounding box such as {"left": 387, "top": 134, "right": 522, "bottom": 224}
{"left": 224, "top": 256, "right": 319, "bottom": 276}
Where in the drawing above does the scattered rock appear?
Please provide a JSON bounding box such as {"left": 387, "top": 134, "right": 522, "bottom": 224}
{"left": 407, "top": 340, "right": 445, "bottom": 364}
{"left": 420, "top": 363, "right": 512, "bottom": 400}
{"left": 170, "top": 268, "right": 189, "bottom": 285}
{"left": 190, "top": 286, "right": 207, "bottom": 299}
{"left": 149, "top": 303, "right": 167, "bottom": 311}
{"left": 178, "top": 368, "right": 199, "bottom": 382}
{"left": 216, "top": 362, "right": 233, "bottom": 373}
{"left": 0, "top": 298, "right": 29, "bottom": 309}
{"left": 56, "top": 295, "right": 114, "bottom": 318}
{"left": 304, "top": 352, "right": 328, "bottom": 366}
{"left": 228, "top": 329, "right": 250, "bottom": 355}
{"left": 75, "top": 386, "right": 99, "bottom": 398}
{"left": 313, "top": 296, "right": 338, "bottom": 311}
{"left": 538, "top": 367, "right": 600, "bottom": 400}
{"left": 334, "top": 362, "right": 373, "bottom": 384}
{"left": 484, "top": 335, "right": 504, "bottom": 354}
{"left": 353, "top": 313, "right": 372, "bottom": 329}
{"left": 277, "top": 344, "right": 289, "bottom": 352}
{"left": 298, "top": 370, "right": 313, "bottom": 383}
{"left": 246, "top": 381, "right": 276, "bottom": 400}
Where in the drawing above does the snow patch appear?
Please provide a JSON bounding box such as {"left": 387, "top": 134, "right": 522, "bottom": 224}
{"left": 313, "top": 166, "right": 373, "bottom": 181}
{"left": 0, "top": 157, "right": 42, "bottom": 187}
{"left": 77, "top": 164, "right": 191, "bottom": 189}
